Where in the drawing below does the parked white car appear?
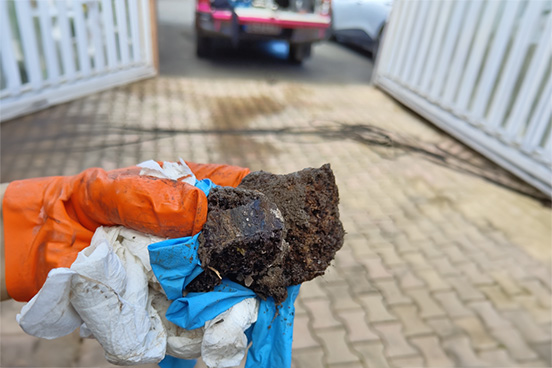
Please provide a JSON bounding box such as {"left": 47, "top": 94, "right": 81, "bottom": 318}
{"left": 331, "top": 0, "right": 393, "bottom": 57}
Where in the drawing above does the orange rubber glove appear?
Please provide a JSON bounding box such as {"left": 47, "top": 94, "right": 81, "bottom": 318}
{"left": 2, "top": 161, "right": 250, "bottom": 302}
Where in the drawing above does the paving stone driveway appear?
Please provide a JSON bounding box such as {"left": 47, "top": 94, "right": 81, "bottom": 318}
{"left": 1, "top": 77, "right": 551, "bottom": 367}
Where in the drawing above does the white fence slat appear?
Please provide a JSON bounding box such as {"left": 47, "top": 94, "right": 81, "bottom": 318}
{"left": 428, "top": 0, "right": 468, "bottom": 101}
{"left": 89, "top": 1, "right": 106, "bottom": 72}
{"left": 140, "top": 0, "right": 153, "bottom": 65}
{"left": 487, "top": 1, "right": 548, "bottom": 128}
{"left": 73, "top": 0, "right": 92, "bottom": 76}
{"left": 57, "top": 0, "right": 76, "bottom": 81}
{"left": 441, "top": 0, "right": 484, "bottom": 106}
{"left": 37, "top": 0, "right": 60, "bottom": 85}
{"left": 545, "top": 119, "right": 552, "bottom": 153}
{"left": 390, "top": 1, "right": 417, "bottom": 78}
{"left": 128, "top": 0, "right": 142, "bottom": 63}
{"left": 384, "top": 0, "right": 410, "bottom": 77}
{"left": 14, "top": 0, "right": 42, "bottom": 90}
{"left": 0, "top": 1, "right": 22, "bottom": 95}
{"left": 419, "top": 1, "right": 453, "bottom": 94}
{"left": 102, "top": 0, "right": 118, "bottom": 69}
{"left": 401, "top": 0, "right": 429, "bottom": 86}
{"left": 470, "top": 1, "right": 520, "bottom": 122}
{"left": 377, "top": 0, "right": 406, "bottom": 75}
{"left": 504, "top": 15, "right": 552, "bottom": 140}
{"left": 409, "top": 1, "right": 440, "bottom": 88}
{"left": 115, "top": 0, "right": 130, "bottom": 65}
{"left": 522, "top": 76, "right": 552, "bottom": 152}
{"left": 455, "top": 0, "right": 501, "bottom": 112}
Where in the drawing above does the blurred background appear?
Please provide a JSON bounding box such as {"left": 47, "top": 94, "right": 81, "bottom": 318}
{"left": 1, "top": 0, "right": 551, "bottom": 367}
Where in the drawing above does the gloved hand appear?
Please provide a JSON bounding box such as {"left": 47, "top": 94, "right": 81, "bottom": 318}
{"left": 2, "top": 161, "right": 250, "bottom": 301}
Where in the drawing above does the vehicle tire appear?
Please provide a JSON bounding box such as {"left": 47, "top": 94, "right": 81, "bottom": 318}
{"left": 196, "top": 34, "right": 213, "bottom": 58}
{"left": 289, "top": 43, "right": 312, "bottom": 64}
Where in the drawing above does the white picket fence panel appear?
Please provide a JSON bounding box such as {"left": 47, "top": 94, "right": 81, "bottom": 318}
{"left": 0, "top": 0, "right": 156, "bottom": 122}
{"left": 374, "top": 0, "right": 552, "bottom": 195}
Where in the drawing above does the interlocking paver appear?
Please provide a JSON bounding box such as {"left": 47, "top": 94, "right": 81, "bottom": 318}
{"left": 324, "top": 283, "right": 361, "bottom": 311}
{"left": 394, "top": 267, "right": 426, "bottom": 290}
{"left": 375, "top": 248, "right": 405, "bottom": 268}
{"left": 337, "top": 309, "right": 380, "bottom": 343}
{"left": 373, "top": 323, "right": 418, "bottom": 359}
{"left": 453, "top": 316, "right": 498, "bottom": 350}
{"left": 393, "top": 234, "right": 419, "bottom": 254}
{"left": 469, "top": 301, "right": 512, "bottom": 329}
{"left": 320, "top": 264, "right": 347, "bottom": 284}
{"left": 317, "top": 329, "right": 360, "bottom": 365}
{"left": 442, "top": 335, "right": 492, "bottom": 367}
{"left": 342, "top": 268, "right": 379, "bottom": 295}
{"left": 346, "top": 237, "right": 378, "bottom": 258}
{"left": 388, "top": 355, "right": 425, "bottom": 368}
{"left": 490, "top": 270, "right": 526, "bottom": 296}
{"left": 417, "top": 241, "right": 447, "bottom": 259}
{"left": 520, "top": 279, "right": 552, "bottom": 308}
{"left": 479, "top": 285, "right": 519, "bottom": 310}
{"left": 502, "top": 309, "right": 551, "bottom": 344}
{"left": 391, "top": 305, "right": 432, "bottom": 337}
{"left": 426, "top": 317, "right": 464, "bottom": 339}
{"left": 1, "top": 333, "right": 45, "bottom": 367}
{"left": 299, "top": 280, "right": 327, "bottom": 300}
{"left": 334, "top": 247, "right": 361, "bottom": 270}
{"left": 428, "top": 256, "right": 459, "bottom": 277}
{"left": 433, "top": 291, "right": 473, "bottom": 318}
{"left": 374, "top": 280, "right": 412, "bottom": 306}
{"left": 478, "top": 349, "right": 519, "bottom": 367}
{"left": 292, "top": 348, "right": 325, "bottom": 368}
{"left": 402, "top": 253, "right": 432, "bottom": 270}
{"left": 406, "top": 289, "right": 446, "bottom": 319}
{"left": 293, "top": 315, "right": 319, "bottom": 350}
{"left": 446, "top": 276, "right": 485, "bottom": 302}
{"left": 489, "top": 327, "right": 539, "bottom": 361}
{"left": 360, "top": 257, "right": 393, "bottom": 280}
{"left": 515, "top": 295, "right": 552, "bottom": 324}
{"left": 409, "top": 336, "right": 455, "bottom": 367}
{"left": 456, "top": 262, "right": 494, "bottom": 285}
{"left": 440, "top": 245, "right": 470, "bottom": 264}
{"left": 303, "top": 299, "right": 341, "bottom": 330}
{"left": 352, "top": 342, "right": 391, "bottom": 368}
{"left": 416, "top": 269, "right": 452, "bottom": 292}
{"left": 358, "top": 294, "right": 396, "bottom": 323}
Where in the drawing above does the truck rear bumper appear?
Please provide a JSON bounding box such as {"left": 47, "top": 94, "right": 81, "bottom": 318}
{"left": 196, "top": 8, "right": 330, "bottom": 44}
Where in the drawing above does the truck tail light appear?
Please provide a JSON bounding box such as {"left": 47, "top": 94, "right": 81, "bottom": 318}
{"left": 197, "top": 0, "right": 212, "bottom": 12}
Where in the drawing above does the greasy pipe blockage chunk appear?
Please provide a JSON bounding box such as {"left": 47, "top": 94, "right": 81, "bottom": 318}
{"left": 188, "top": 164, "right": 344, "bottom": 303}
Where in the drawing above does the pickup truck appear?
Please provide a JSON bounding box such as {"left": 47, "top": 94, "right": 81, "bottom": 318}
{"left": 195, "top": 0, "right": 332, "bottom": 63}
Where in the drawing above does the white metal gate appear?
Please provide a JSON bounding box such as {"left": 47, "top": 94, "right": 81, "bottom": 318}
{"left": 374, "top": 0, "right": 552, "bottom": 195}
{"left": 0, "top": 0, "right": 157, "bottom": 122}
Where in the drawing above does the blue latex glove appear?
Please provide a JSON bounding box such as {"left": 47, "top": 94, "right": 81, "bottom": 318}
{"left": 158, "top": 355, "right": 196, "bottom": 368}
{"left": 167, "top": 279, "right": 257, "bottom": 330}
{"left": 246, "top": 284, "right": 300, "bottom": 368}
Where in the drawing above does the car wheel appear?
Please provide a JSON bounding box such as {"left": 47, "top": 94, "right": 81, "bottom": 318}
{"left": 289, "top": 43, "right": 312, "bottom": 64}
{"left": 196, "top": 34, "right": 213, "bottom": 58}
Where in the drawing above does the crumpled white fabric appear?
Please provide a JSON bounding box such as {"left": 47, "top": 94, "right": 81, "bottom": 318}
{"left": 17, "top": 159, "right": 259, "bottom": 367}
{"left": 18, "top": 227, "right": 258, "bottom": 366}
{"left": 137, "top": 158, "right": 196, "bottom": 185}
